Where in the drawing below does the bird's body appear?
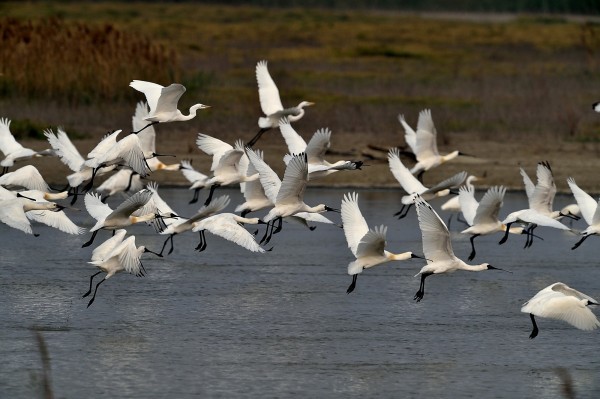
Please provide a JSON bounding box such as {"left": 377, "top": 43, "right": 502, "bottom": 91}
{"left": 388, "top": 148, "right": 467, "bottom": 218}
{"left": 413, "top": 195, "right": 506, "bottom": 302}
{"left": 341, "top": 192, "right": 417, "bottom": 293}
{"left": 192, "top": 213, "right": 267, "bottom": 253}
{"left": 249, "top": 60, "right": 314, "bottom": 146}
{"left": 567, "top": 177, "right": 600, "bottom": 249}
{"left": 129, "top": 80, "right": 209, "bottom": 128}
{"left": 521, "top": 282, "right": 600, "bottom": 338}
{"left": 398, "top": 110, "right": 461, "bottom": 176}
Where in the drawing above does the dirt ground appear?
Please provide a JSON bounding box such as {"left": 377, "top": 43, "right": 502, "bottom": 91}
{"left": 18, "top": 127, "right": 600, "bottom": 195}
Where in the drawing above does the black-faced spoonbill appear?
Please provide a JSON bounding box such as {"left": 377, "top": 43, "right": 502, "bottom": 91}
{"left": 341, "top": 192, "right": 422, "bottom": 294}
{"left": 521, "top": 282, "right": 600, "bottom": 339}
{"left": 413, "top": 195, "right": 510, "bottom": 302}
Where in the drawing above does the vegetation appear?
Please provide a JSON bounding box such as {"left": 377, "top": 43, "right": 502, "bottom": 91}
{"left": 1, "top": 2, "right": 600, "bottom": 142}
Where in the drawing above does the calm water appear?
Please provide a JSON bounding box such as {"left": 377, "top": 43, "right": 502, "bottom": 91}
{"left": 1, "top": 188, "right": 599, "bottom": 398}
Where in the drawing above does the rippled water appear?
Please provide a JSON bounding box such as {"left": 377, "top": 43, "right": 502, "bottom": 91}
{"left": 1, "top": 188, "right": 599, "bottom": 398}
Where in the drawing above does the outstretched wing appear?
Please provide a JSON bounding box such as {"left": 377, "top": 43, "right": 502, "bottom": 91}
{"left": 473, "top": 186, "right": 506, "bottom": 225}
{"left": 414, "top": 195, "right": 455, "bottom": 262}
{"left": 355, "top": 225, "right": 387, "bottom": 258}
{"left": 414, "top": 109, "right": 439, "bottom": 161}
{"left": 154, "top": 83, "right": 186, "bottom": 114}
{"left": 129, "top": 80, "right": 164, "bottom": 113}
{"left": 276, "top": 153, "right": 308, "bottom": 205}
{"left": 256, "top": 60, "right": 284, "bottom": 115}
{"left": 279, "top": 118, "right": 307, "bottom": 155}
{"left": 0, "top": 118, "right": 24, "bottom": 156}
{"left": 246, "top": 147, "right": 281, "bottom": 204}
{"left": 458, "top": 185, "right": 478, "bottom": 226}
{"left": 398, "top": 114, "right": 417, "bottom": 154}
{"left": 388, "top": 148, "right": 427, "bottom": 194}
{"left": 44, "top": 128, "right": 85, "bottom": 172}
{"left": 194, "top": 214, "right": 265, "bottom": 253}
{"left": 567, "top": 177, "right": 597, "bottom": 226}
{"left": 341, "top": 192, "right": 370, "bottom": 256}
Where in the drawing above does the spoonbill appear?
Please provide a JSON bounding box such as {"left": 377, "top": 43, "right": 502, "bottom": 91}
{"left": 82, "top": 189, "right": 162, "bottom": 247}
{"left": 279, "top": 118, "right": 362, "bottom": 179}
{"left": 397, "top": 109, "right": 464, "bottom": 179}
{"left": 413, "top": 195, "right": 509, "bottom": 302}
{"left": 566, "top": 177, "right": 600, "bottom": 250}
{"left": 192, "top": 213, "right": 269, "bottom": 253}
{"left": 441, "top": 174, "right": 480, "bottom": 227}
{"left": 0, "top": 118, "right": 54, "bottom": 175}
{"left": 0, "top": 165, "right": 51, "bottom": 192}
{"left": 179, "top": 160, "right": 210, "bottom": 204}
{"left": 248, "top": 60, "right": 314, "bottom": 147}
{"left": 521, "top": 282, "right": 600, "bottom": 339}
{"left": 195, "top": 134, "right": 257, "bottom": 205}
{"left": 246, "top": 149, "right": 339, "bottom": 244}
{"left": 388, "top": 148, "right": 467, "bottom": 218}
{"left": 83, "top": 230, "right": 162, "bottom": 307}
{"left": 129, "top": 80, "right": 210, "bottom": 134}
{"left": 341, "top": 192, "right": 421, "bottom": 294}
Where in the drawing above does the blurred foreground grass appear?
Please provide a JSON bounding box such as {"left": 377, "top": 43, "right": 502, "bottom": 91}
{"left": 1, "top": 2, "right": 600, "bottom": 144}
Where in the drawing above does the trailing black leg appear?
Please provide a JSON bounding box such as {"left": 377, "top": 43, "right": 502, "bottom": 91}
{"left": 529, "top": 313, "right": 539, "bottom": 339}
{"left": 82, "top": 230, "right": 99, "bottom": 248}
{"left": 124, "top": 171, "right": 138, "bottom": 192}
{"left": 468, "top": 234, "right": 480, "bottom": 261}
{"left": 189, "top": 188, "right": 201, "bottom": 204}
{"left": 414, "top": 272, "right": 432, "bottom": 302}
{"left": 131, "top": 121, "right": 158, "bottom": 135}
{"left": 572, "top": 234, "right": 591, "bottom": 250}
{"left": 499, "top": 223, "right": 513, "bottom": 245}
{"left": 247, "top": 127, "right": 269, "bottom": 148}
{"left": 346, "top": 274, "right": 358, "bottom": 294}
{"left": 203, "top": 184, "right": 219, "bottom": 206}
{"left": 259, "top": 220, "right": 273, "bottom": 245}
{"left": 82, "top": 271, "right": 102, "bottom": 298}
{"left": 86, "top": 278, "right": 106, "bottom": 308}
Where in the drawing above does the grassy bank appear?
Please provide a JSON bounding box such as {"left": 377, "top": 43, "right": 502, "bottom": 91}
{"left": 1, "top": 3, "right": 600, "bottom": 190}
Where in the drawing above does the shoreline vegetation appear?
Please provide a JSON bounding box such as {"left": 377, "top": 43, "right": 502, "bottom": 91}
{"left": 1, "top": 3, "right": 600, "bottom": 192}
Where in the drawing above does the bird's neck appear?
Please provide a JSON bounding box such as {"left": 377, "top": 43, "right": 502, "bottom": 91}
{"left": 459, "top": 261, "right": 488, "bottom": 272}
{"left": 130, "top": 213, "right": 156, "bottom": 224}
{"left": 441, "top": 151, "right": 460, "bottom": 163}
{"left": 287, "top": 108, "right": 305, "bottom": 122}
{"left": 387, "top": 251, "right": 413, "bottom": 261}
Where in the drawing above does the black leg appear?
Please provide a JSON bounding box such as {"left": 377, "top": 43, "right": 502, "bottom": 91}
{"left": 131, "top": 121, "right": 158, "bottom": 135}
{"left": 397, "top": 203, "right": 413, "bottom": 219}
{"left": 414, "top": 272, "right": 431, "bottom": 302}
{"left": 247, "top": 127, "right": 269, "bottom": 148}
{"left": 195, "top": 230, "right": 204, "bottom": 250}
{"left": 124, "top": 171, "right": 138, "bottom": 192}
{"left": 199, "top": 230, "right": 207, "bottom": 252}
{"left": 572, "top": 234, "right": 591, "bottom": 250}
{"left": 499, "top": 223, "right": 513, "bottom": 245}
{"left": 82, "top": 166, "right": 101, "bottom": 192}
{"left": 446, "top": 214, "right": 453, "bottom": 229}
{"left": 273, "top": 216, "right": 283, "bottom": 234}
{"left": 259, "top": 220, "right": 273, "bottom": 244}
{"left": 525, "top": 225, "right": 537, "bottom": 248}
{"left": 346, "top": 274, "right": 358, "bottom": 294}
{"left": 69, "top": 185, "right": 81, "bottom": 205}
{"left": 468, "top": 234, "right": 480, "bottom": 261}
{"left": 203, "top": 184, "right": 219, "bottom": 206}
{"left": 241, "top": 209, "right": 250, "bottom": 217}
{"left": 82, "top": 230, "right": 99, "bottom": 248}
{"left": 190, "top": 188, "right": 201, "bottom": 204}
{"left": 529, "top": 313, "right": 539, "bottom": 339}
{"left": 167, "top": 235, "right": 175, "bottom": 255}
{"left": 86, "top": 278, "right": 106, "bottom": 308}
{"left": 82, "top": 271, "right": 102, "bottom": 298}
{"left": 394, "top": 204, "right": 406, "bottom": 218}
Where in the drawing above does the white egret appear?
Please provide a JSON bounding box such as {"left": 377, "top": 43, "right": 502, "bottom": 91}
{"left": 521, "top": 282, "right": 600, "bottom": 339}
{"left": 388, "top": 148, "right": 467, "bottom": 218}
{"left": 192, "top": 212, "right": 268, "bottom": 253}
{"left": 129, "top": 80, "right": 210, "bottom": 134}
{"left": 83, "top": 230, "right": 162, "bottom": 307}
{"left": 413, "top": 195, "right": 509, "bottom": 302}
{"left": 248, "top": 60, "right": 314, "bottom": 147}
{"left": 341, "top": 192, "right": 421, "bottom": 294}
{"left": 567, "top": 177, "right": 600, "bottom": 250}
{"left": 0, "top": 118, "right": 54, "bottom": 175}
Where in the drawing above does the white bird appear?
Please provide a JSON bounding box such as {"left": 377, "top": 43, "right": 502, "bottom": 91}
{"left": 195, "top": 134, "right": 258, "bottom": 205}
{"left": 129, "top": 80, "right": 210, "bottom": 134}
{"left": 459, "top": 185, "right": 531, "bottom": 261}
{"left": 388, "top": 148, "right": 467, "bottom": 218}
{"left": 0, "top": 164, "right": 51, "bottom": 192}
{"left": 413, "top": 195, "right": 509, "bottom": 302}
{"left": 179, "top": 160, "right": 210, "bottom": 204}
{"left": 83, "top": 130, "right": 151, "bottom": 191}
{"left": 279, "top": 119, "right": 362, "bottom": 179}
{"left": 82, "top": 188, "right": 161, "bottom": 247}
{"left": 521, "top": 282, "right": 600, "bottom": 339}
{"left": 192, "top": 212, "right": 268, "bottom": 253}
{"left": 45, "top": 128, "right": 116, "bottom": 201}
{"left": 234, "top": 149, "right": 273, "bottom": 216}
{"left": 248, "top": 60, "right": 314, "bottom": 147}
{"left": 0, "top": 188, "right": 82, "bottom": 236}
{"left": 133, "top": 101, "right": 181, "bottom": 172}
{"left": 158, "top": 191, "right": 230, "bottom": 256}
{"left": 593, "top": 102, "right": 600, "bottom": 112}
{"left": 567, "top": 177, "right": 600, "bottom": 250}
{"left": 95, "top": 169, "right": 143, "bottom": 202}
{"left": 341, "top": 192, "right": 421, "bottom": 294}
{"left": 441, "top": 174, "right": 480, "bottom": 228}
{"left": 397, "top": 109, "right": 463, "bottom": 178}
{"left": 246, "top": 149, "right": 339, "bottom": 243}
{"left": 82, "top": 230, "right": 162, "bottom": 307}
{"left": 0, "top": 118, "right": 54, "bottom": 174}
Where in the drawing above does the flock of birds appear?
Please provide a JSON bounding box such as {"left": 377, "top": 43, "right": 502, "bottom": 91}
{"left": 1, "top": 60, "right": 600, "bottom": 340}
